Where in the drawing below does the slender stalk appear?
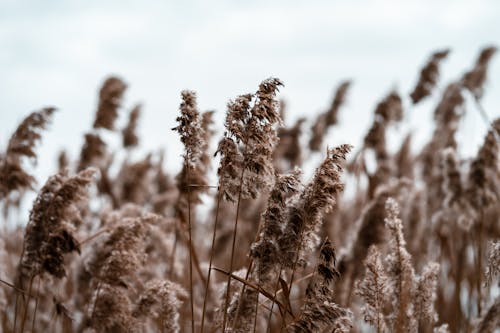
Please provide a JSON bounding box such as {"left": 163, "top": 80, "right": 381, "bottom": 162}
{"left": 212, "top": 266, "right": 291, "bottom": 315}
{"left": 0, "top": 278, "right": 31, "bottom": 296}
{"left": 200, "top": 189, "right": 223, "bottom": 333}
{"left": 89, "top": 282, "right": 102, "bottom": 323}
{"left": 221, "top": 167, "right": 246, "bottom": 332}
{"left": 186, "top": 163, "right": 195, "bottom": 333}
{"left": 265, "top": 266, "right": 283, "bottom": 333}
{"left": 476, "top": 211, "right": 484, "bottom": 314}
{"left": 253, "top": 292, "right": 259, "bottom": 333}
{"left": 78, "top": 228, "right": 108, "bottom": 246}
{"left": 229, "top": 259, "right": 254, "bottom": 330}
{"left": 168, "top": 230, "right": 178, "bottom": 279}
{"left": 279, "top": 241, "right": 303, "bottom": 333}
{"left": 230, "top": 200, "right": 269, "bottom": 329}
{"left": 13, "top": 291, "right": 20, "bottom": 332}
{"left": 473, "top": 95, "right": 500, "bottom": 142}
{"left": 19, "top": 274, "right": 35, "bottom": 333}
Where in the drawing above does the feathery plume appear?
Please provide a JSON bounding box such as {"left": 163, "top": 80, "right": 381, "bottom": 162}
{"left": 91, "top": 284, "right": 140, "bottom": 333}
{"left": 466, "top": 118, "right": 500, "bottom": 211}
{"left": 172, "top": 90, "right": 204, "bottom": 167}
{"left": 475, "top": 296, "right": 500, "bottom": 333}
{"left": 462, "top": 46, "right": 497, "bottom": 100}
{"left": 441, "top": 148, "right": 463, "bottom": 209}
{"left": 394, "top": 133, "right": 413, "bottom": 179}
{"left": 122, "top": 104, "right": 141, "bottom": 148}
{"left": 288, "top": 240, "right": 353, "bottom": 332}
{"left": 325, "top": 81, "right": 351, "bottom": 126}
{"left": 200, "top": 110, "right": 216, "bottom": 169}
{"left": 93, "top": 76, "right": 127, "bottom": 130}
{"left": 410, "top": 49, "right": 450, "bottom": 104}
{"left": 57, "top": 150, "right": 69, "bottom": 172}
{"left": 0, "top": 107, "right": 55, "bottom": 199}
{"left": 216, "top": 78, "right": 283, "bottom": 202}
{"left": 250, "top": 169, "right": 302, "bottom": 284}
{"left": 275, "top": 117, "right": 306, "bottom": 170}
{"left": 90, "top": 215, "right": 152, "bottom": 287}
{"left": 279, "top": 145, "right": 351, "bottom": 269}
{"left": 78, "top": 133, "right": 107, "bottom": 171}
{"left": 308, "top": 81, "right": 351, "bottom": 152}
{"left": 133, "top": 279, "right": 187, "bottom": 333}
{"left": 485, "top": 241, "right": 500, "bottom": 286}
{"left": 414, "top": 262, "right": 440, "bottom": 324}
{"left": 384, "top": 197, "right": 416, "bottom": 333}
{"left": 116, "top": 155, "right": 152, "bottom": 205}
{"left": 355, "top": 246, "right": 389, "bottom": 333}
{"left": 374, "top": 91, "right": 403, "bottom": 124}
{"left": 20, "top": 168, "right": 95, "bottom": 280}
{"left": 309, "top": 113, "right": 327, "bottom": 152}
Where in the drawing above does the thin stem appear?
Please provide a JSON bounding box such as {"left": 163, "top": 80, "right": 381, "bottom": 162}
{"left": 186, "top": 164, "right": 195, "bottom": 333}
{"left": 78, "top": 228, "right": 108, "bottom": 246}
{"left": 279, "top": 241, "right": 303, "bottom": 333}
{"left": 0, "top": 278, "right": 32, "bottom": 296}
{"left": 168, "top": 230, "right": 178, "bottom": 279}
{"left": 19, "top": 274, "right": 35, "bottom": 333}
{"left": 89, "top": 282, "right": 102, "bottom": 324}
{"left": 200, "top": 189, "right": 223, "bottom": 333}
{"left": 472, "top": 95, "right": 500, "bottom": 142}
{"left": 476, "top": 211, "right": 484, "bottom": 314}
{"left": 230, "top": 209, "right": 269, "bottom": 329}
{"left": 13, "top": 290, "right": 20, "bottom": 332}
{"left": 266, "top": 266, "right": 283, "bottom": 333}
{"left": 212, "top": 266, "right": 291, "bottom": 316}
{"left": 229, "top": 259, "right": 254, "bottom": 330}
{"left": 222, "top": 167, "right": 246, "bottom": 332}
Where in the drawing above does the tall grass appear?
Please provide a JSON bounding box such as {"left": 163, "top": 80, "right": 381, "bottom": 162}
{"left": 0, "top": 46, "right": 499, "bottom": 332}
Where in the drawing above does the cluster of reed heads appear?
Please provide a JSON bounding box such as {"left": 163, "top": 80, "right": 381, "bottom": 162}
{"left": 1, "top": 46, "right": 500, "bottom": 333}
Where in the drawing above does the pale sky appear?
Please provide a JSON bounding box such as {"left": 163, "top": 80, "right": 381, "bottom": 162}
{"left": 1, "top": 0, "right": 499, "bottom": 191}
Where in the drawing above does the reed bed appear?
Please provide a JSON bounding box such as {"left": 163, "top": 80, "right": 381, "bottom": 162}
{"left": 0, "top": 46, "right": 499, "bottom": 332}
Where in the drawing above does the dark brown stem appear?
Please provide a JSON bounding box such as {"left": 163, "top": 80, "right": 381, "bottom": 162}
{"left": 89, "top": 282, "right": 102, "bottom": 324}
{"left": 252, "top": 291, "right": 259, "bottom": 333}
{"left": 200, "top": 189, "right": 223, "bottom": 333}
{"left": 186, "top": 164, "right": 195, "bottom": 333}
{"left": 266, "top": 265, "right": 284, "bottom": 333}
{"left": 476, "top": 212, "right": 484, "bottom": 315}
{"left": 19, "top": 274, "right": 34, "bottom": 333}
{"left": 222, "top": 167, "right": 246, "bottom": 332}
{"left": 168, "top": 230, "right": 178, "bottom": 279}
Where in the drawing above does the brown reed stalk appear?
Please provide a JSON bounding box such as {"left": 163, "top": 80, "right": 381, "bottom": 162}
{"left": 384, "top": 198, "right": 416, "bottom": 333}
{"left": 229, "top": 169, "right": 302, "bottom": 330}
{"left": 0, "top": 107, "right": 55, "bottom": 200}
{"left": 222, "top": 166, "right": 246, "bottom": 331}
{"left": 93, "top": 76, "right": 127, "bottom": 130}
{"left": 200, "top": 189, "right": 223, "bottom": 333}
{"left": 216, "top": 78, "right": 283, "bottom": 331}
{"left": 172, "top": 90, "right": 205, "bottom": 332}
{"left": 355, "top": 246, "right": 389, "bottom": 333}
{"left": 410, "top": 49, "right": 450, "bottom": 104}
{"left": 287, "top": 239, "right": 353, "bottom": 332}
{"left": 279, "top": 145, "right": 351, "bottom": 293}
{"left": 122, "top": 104, "right": 141, "bottom": 148}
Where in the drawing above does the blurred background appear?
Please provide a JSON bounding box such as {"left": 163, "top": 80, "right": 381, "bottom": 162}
{"left": 1, "top": 0, "right": 499, "bottom": 188}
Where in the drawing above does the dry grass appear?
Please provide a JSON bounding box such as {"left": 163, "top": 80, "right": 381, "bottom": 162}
{"left": 1, "top": 46, "right": 499, "bottom": 332}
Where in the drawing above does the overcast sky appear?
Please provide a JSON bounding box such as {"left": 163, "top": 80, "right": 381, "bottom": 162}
{"left": 1, "top": 0, "right": 500, "bottom": 188}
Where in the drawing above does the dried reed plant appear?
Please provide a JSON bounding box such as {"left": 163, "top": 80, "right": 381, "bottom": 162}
{"left": 0, "top": 45, "right": 499, "bottom": 333}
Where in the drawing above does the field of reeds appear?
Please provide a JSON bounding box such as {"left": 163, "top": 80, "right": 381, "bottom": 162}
{"left": 0, "top": 46, "right": 499, "bottom": 333}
